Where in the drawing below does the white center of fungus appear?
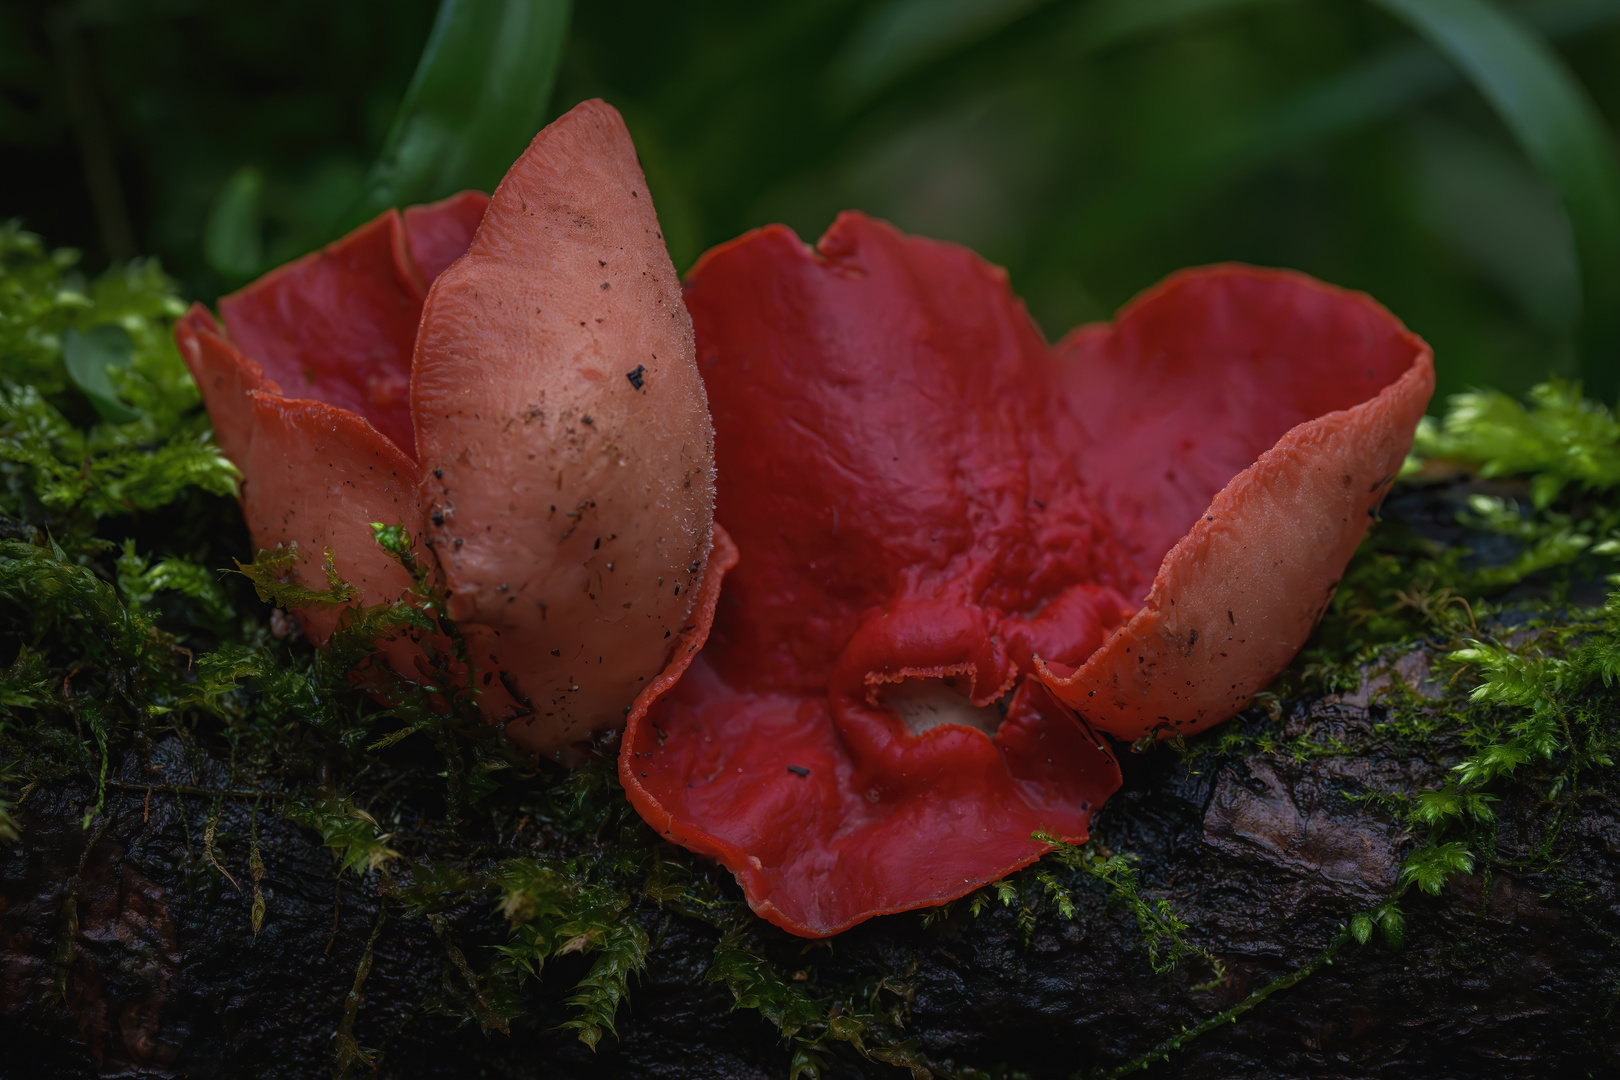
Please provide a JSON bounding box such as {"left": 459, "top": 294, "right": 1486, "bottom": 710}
{"left": 882, "top": 678, "right": 1000, "bottom": 737}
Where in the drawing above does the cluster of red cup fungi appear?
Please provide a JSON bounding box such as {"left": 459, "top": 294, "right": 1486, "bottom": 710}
{"left": 179, "top": 100, "right": 1434, "bottom": 939}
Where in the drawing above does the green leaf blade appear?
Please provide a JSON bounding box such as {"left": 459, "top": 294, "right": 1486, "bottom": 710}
{"left": 1370, "top": 0, "right": 1620, "bottom": 401}
{"left": 346, "top": 0, "right": 573, "bottom": 229}
{"left": 61, "top": 324, "right": 141, "bottom": 424}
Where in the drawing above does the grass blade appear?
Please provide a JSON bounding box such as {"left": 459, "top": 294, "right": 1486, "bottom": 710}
{"left": 1370, "top": 0, "right": 1620, "bottom": 402}
{"left": 344, "top": 0, "right": 571, "bottom": 230}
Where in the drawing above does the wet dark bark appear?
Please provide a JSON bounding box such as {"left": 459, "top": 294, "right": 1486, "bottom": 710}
{"left": 5, "top": 692, "right": 1618, "bottom": 1079}
{"left": 5, "top": 487, "right": 1620, "bottom": 1079}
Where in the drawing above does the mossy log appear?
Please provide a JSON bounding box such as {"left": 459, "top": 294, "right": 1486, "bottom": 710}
{"left": 5, "top": 478, "right": 1620, "bottom": 1080}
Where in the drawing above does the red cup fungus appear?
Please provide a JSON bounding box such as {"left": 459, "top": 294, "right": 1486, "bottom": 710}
{"left": 620, "top": 211, "right": 1434, "bottom": 937}
{"left": 174, "top": 100, "right": 719, "bottom": 760}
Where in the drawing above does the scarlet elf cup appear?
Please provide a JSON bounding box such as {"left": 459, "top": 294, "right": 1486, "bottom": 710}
{"left": 622, "top": 215, "right": 1433, "bottom": 937}
{"left": 175, "top": 100, "right": 720, "bottom": 761}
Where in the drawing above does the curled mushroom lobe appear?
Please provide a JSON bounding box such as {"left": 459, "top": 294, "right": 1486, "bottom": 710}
{"left": 620, "top": 211, "right": 1433, "bottom": 937}
{"left": 173, "top": 100, "right": 718, "bottom": 759}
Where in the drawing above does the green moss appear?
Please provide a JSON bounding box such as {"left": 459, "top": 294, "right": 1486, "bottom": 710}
{"left": 287, "top": 795, "right": 404, "bottom": 876}
{"left": 1414, "top": 380, "right": 1620, "bottom": 508}
{"left": 707, "top": 924, "right": 937, "bottom": 1080}
{"left": 236, "top": 545, "right": 362, "bottom": 610}
{"left": 1037, "top": 835, "right": 1222, "bottom": 980}
{"left": 0, "top": 223, "right": 237, "bottom": 542}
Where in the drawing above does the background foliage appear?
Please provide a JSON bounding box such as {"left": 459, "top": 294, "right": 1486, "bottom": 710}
{"left": 3, "top": 0, "right": 1620, "bottom": 404}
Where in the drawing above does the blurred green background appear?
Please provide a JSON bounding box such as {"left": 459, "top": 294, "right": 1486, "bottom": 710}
{"left": 4, "top": 0, "right": 1620, "bottom": 406}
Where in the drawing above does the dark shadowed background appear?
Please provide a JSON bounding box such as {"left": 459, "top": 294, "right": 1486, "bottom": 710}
{"left": 4, "top": 0, "right": 1620, "bottom": 405}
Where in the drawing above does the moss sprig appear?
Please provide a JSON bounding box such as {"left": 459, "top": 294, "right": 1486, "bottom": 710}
{"left": 707, "top": 923, "right": 937, "bottom": 1080}
{"left": 1038, "top": 836, "right": 1223, "bottom": 979}
{"left": 1413, "top": 380, "right": 1620, "bottom": 507}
